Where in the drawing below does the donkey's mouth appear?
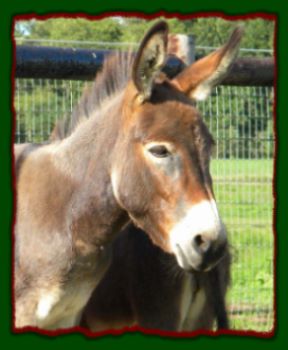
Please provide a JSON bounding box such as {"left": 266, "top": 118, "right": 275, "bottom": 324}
{"left": 200, "top": 241, "right": 228, "bottom": 271}
{"left": 175, "top": 242, "right": 227, "bottom": 272}
{"left": 174, "top": 244, "right": 202, "bottom": 272}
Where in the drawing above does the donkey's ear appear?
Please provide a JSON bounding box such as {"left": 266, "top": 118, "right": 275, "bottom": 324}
{"left": 132, "top": 21, "right": 168, "bottom": 102}
{"left": 172, "top": 26, "right": 244, "bottom": 101}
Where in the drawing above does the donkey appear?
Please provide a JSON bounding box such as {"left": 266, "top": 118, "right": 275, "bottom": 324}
{"left": 14, "top": 21, "right": 242, "bottom": 330}
{"left": 70, "top": 26, "right": 240, "bottom": 333}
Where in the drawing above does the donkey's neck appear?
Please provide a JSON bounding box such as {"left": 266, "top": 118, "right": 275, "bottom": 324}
{"left": 54, "top": 92, "right": 128, "bottom": 250}
{"left": 58, "top": 93, "right": 123, "bottom": 177}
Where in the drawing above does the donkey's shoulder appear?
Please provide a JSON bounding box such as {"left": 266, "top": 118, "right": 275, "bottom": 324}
{"left": 14, "top": 142, "right": 49, "bottom": 179}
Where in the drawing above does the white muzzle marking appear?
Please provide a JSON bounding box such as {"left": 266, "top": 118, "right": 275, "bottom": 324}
{"left": 170, "top": 200, "right": 225, "bottom": 269}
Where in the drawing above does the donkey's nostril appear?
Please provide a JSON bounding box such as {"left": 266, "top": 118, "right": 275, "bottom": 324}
{"left": 194, "top": 234, "right": 204, "bottom": 246}
{"left": 193, "top": 234, "right": 210, "bottom": 253}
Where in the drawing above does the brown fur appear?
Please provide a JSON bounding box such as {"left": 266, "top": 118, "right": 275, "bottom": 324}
{"left": 14, "top": 21, "right": 242, "bottom": 330}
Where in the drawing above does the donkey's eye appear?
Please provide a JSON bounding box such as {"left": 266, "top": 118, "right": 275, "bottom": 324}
{"left": 148, "top": 145, "right": 170, "bottom": 158}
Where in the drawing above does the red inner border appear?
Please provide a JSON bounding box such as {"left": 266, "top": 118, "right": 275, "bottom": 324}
{"left": 11, "top": 11, "right": 277, "bottom": 339}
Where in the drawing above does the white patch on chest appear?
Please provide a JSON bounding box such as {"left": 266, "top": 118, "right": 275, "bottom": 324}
{"left": 35, "top": 280, "right": 96, "bottom": 329}
{"left": 111, "top": 168, "right": 121, "bottom": 203}
{"left": 36, "top": 290, "right": 60, "bottom": 320}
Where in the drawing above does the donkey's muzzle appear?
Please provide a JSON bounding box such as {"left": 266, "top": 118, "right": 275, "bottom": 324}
{"left": 192, "top": 233, "right": 212, "bottom": 255}
{"left": 173, "top": 225, "right": 228, "bottom": 272}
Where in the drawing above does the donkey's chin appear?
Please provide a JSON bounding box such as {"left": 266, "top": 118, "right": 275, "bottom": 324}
{"left": 173, "top": 244, "right": 201, "bottom": 271}
{"left": 173, "top": 243, "right": 227, "bottom": 272}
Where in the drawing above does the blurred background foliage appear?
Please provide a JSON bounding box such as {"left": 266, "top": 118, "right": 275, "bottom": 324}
{"left": 15, "top": 17, "right": 274, "bottom": 51}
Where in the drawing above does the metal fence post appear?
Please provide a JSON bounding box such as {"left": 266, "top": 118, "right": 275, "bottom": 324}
{"left": 168, "top": 34, "right": 195, "bottom": 65}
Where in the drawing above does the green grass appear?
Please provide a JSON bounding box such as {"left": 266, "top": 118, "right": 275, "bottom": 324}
{"left": 210, "top": 159, "right": 274, "bottom": 332}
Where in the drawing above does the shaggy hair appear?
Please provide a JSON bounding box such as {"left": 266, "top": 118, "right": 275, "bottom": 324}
{"left": 51, "top": 51, "right": 135, "bottom": 141}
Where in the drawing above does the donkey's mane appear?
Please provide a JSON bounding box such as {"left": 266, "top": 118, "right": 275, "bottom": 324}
{"left": 51, "top": 51, "right": 134, "bottom": 141}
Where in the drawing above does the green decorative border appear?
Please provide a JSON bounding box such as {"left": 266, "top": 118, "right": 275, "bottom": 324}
{"left": 1, "top": 0, "right": 287, "bottom": 349}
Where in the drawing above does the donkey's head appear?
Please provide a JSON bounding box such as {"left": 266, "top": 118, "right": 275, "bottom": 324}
{"left": 111, "top": 21, "right": 243, "bottom": 272}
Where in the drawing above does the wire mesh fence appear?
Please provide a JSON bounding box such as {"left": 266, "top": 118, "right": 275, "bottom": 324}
{"left": 198, "top": 85, "right": 274, "bottom": 331}
{"left": 13, "top": 43, "right": 275, "bottom": 333}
